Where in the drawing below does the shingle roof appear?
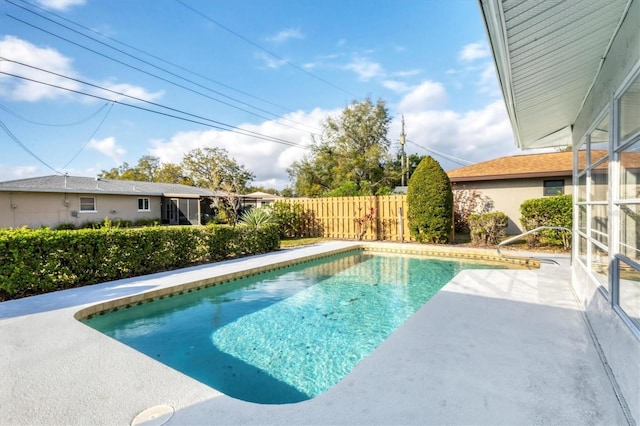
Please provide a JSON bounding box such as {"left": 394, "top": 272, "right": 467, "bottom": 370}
{"left": 447, "top": 149, "right": 640, "bottom": 182}
{"left": 0, "top": 175, "right": 217, "bottom": 197}
{"left": 447, "top": 151, "right": 576, "bottom": 182}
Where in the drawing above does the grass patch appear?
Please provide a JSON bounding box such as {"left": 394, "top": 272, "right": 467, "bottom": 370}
{"left": 280, "top": 237, "right": 325, "bottom": 248}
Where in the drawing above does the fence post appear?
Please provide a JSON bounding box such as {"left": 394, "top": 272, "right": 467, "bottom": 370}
{"left": 398, "top": 206, "right": 404, "bottom": 243}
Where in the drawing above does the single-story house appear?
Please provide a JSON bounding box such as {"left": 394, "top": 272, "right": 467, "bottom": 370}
{"left": 0, "top": 175, "right": 218, "bottom": 229}
{"left": 447, "top": 151, "right": 576, "bottom": 234}
{"left": 241, "top": 191, "right": 284, "bottom": 209}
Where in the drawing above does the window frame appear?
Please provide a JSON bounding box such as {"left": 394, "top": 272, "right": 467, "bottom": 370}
{"left": 79, "top": 196, "right": 97, "bottom": 213}
{"left": 138, "top": 197, "right": 151, "bottom": 212}
{"left": 542, "top": 179, "right": 565, "bottom": 196}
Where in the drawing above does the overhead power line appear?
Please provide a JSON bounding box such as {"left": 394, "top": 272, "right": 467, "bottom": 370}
{"left": 0, "top": 58, "right": 307, "bottom": 148}
{"left": 407, "top": 139, "right": 474, "bottom": 167}
{"left": 0, "top": 101, "right": 111, "bottom": 127}
{"left": 8, "top": 0, "right": 309, "bottom": 121}
{"left": 0, "top": 119, "right": 62, "bottom": 174}
{"left": 0, "top": 68, "right": 308, "bottom": 149}
{"left": 60, "top": 101, "right": 114, "bottom": 170}
{"left": 175, "top": 0, "right": 359, "bottom": 99}
{"left": 5, "top": 9, "right": 320, "bottom": 135}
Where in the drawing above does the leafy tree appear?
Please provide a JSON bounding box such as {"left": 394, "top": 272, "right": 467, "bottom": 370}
{"left": 98, "top": 155, "right": 160, "bottom": 181}
{"left": 388, "top": 152, "right": 426, "bottom": 187}
{"left": 280, "top": 187, "right": 295, "bottom": 198}
{"left": 288, "top": 98, "right": 393, "bottom": 196}
{"left": 155, "top": 163, "right": 194, "bottom": 185}
{"left": 324, "top": 181, "right": 360, "bottom": 197}
{"left": 406, "top": 156, "right": 453, "bottom": 243}
{"left": 181, "top": 147, "right": 254, "bottom": 192}
{"left": 287, "top": 148, "right": 336, "bottom": 197}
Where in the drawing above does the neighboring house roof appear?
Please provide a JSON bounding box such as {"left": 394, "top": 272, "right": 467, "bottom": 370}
{"left": 243, "top": 191, "right": 284, "bottom": 199}
{"left": 447, "top": 151, "right": 575, "bottom": 182}
{"left": 448, "top": 150, "right": 639, "bottom": 183}
{"left": 0, "top": 175, "right": 218, "bottom": 198}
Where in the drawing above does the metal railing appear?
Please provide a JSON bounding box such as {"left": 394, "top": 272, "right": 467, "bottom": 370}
{"left": 496, "top": 226, "right": 572, "bottom": 265}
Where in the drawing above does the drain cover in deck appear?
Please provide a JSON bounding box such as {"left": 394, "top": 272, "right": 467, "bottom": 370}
{"left": 131, "top": 404, "right": 174, "bottom": 426}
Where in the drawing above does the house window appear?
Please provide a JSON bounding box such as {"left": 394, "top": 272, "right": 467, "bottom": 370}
{"left": 79, "top": 197, "right": 96, "bottom": 212}
{"left": 138, "top": 198, "right": 150, "bottom": 211}
{"left": 543, "top": 180, "right": 564, "bottom": 196}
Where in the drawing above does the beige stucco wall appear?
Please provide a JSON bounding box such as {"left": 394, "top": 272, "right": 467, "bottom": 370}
{"left": 0, "top": 192, "right": 161, "bottom": 229}
{"left": 453, "top": 177, "right": 573, "bottom": 234}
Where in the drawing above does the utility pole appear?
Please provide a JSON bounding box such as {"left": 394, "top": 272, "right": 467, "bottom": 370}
{"left": 399, "top": 115, "right": 407, "bottom": 187}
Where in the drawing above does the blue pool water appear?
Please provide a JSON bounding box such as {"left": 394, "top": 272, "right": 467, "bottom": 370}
{"left": 84, "top": 251, "right": 506, "bottom": 404}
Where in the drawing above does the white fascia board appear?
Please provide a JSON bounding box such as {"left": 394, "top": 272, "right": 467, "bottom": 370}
{"left": 478, "top": 0, "right": 522, "bottom": 149}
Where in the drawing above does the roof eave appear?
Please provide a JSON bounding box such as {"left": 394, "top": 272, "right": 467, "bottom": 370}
{"left": 478, "top": 0, "right": 523, "bottom": 149}
{"left": 449, "top": 170, "right": 572, "bottom": 183}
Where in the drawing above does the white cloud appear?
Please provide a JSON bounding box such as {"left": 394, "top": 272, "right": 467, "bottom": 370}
{"left": 390, "top": 100, "right": 520, "bottom": 171}
{"left": 36, "top": 0, "right": 85, "bottom": 11}
{"left": 0, "top": 164, "right": 41, "bottom": 181}
{"left": 88, "top": 137, "right": 126, "bottom": 164}
{"left": 382, "top": 80, "right": 411, "bottom": 93}
{"left": 397, "top": 80, "right": 447, "bottom": 112}
{"left": 0, "top": 36, "right": 163, "bottom": 104}
{"left": 0, "top": 36, "right": 80, "bottom": 101}
{"left": 459, "top": 42, "right": 490, "bottom": 62}
{"left": 267, "top": 28, "right": 305, "bottom": 43}
{"left": 149, "top": 108, "right": 332, "bottom": 189}
{"left": 145, "top": 98, "right": 523, "bottom": 189}
{"left": 391, "top": 69, "right": 421, "bottom": 78}
{"left": 344, "top": 57, "right": 384, "bottom": 81}
{"left": 255, "top": 52, "right": 288, "bottom": 70}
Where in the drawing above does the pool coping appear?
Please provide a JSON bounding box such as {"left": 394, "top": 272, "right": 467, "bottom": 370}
{"left": 74, "top": 242, "right": 539, "bottom": 321}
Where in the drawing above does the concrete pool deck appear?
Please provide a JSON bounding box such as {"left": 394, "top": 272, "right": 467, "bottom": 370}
{"left": 0, "top": 241, "right": 630, "bottom": 425}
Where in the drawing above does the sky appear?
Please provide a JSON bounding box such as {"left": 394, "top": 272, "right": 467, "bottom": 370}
{"left": 0, "top": 0, "right": 540, "bottom": 190}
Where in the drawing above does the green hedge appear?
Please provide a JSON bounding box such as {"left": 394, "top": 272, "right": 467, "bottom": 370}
{"left": 520, "top": 195, "right": 572, "bottom": 249}
{"left": 0, "top": 224, "right": 279, "bottom": 301}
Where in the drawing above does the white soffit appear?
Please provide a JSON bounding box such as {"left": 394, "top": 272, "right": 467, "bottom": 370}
{"left": 479, "top": 0, "right": 632, "bottom": 150}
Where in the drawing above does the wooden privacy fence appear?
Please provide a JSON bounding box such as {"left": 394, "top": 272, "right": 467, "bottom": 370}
{"left": 281, "top": 195, "right": 413, "bottom": 242}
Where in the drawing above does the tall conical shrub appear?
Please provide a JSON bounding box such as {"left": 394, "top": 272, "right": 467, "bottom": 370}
{"left": 406, "top": 156, "right": 453, "bottom": 243}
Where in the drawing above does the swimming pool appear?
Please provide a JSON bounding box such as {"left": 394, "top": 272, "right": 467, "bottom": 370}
{"left": 83, "top": 250, "right": 510, "bottom": 404}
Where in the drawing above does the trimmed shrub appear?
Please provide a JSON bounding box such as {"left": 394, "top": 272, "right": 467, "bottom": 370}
{"left": 237, "top": 223, "right": 280, "bottom": 255}
{"left": 520, "top": 195, "right": 572, "bottom": 249}
{"left": 469, "top": 212, "right": 508, "bottom": 246}
{"left": 406, "top": 156, "right": 453, "bottom": 243}
{"left": 0, "top": 224, "right": 280, "bottom": 301}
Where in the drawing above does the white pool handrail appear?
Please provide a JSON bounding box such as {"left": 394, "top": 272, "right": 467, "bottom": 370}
{"left": 497, "top": 226, "right": 572, "bottom": 265}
